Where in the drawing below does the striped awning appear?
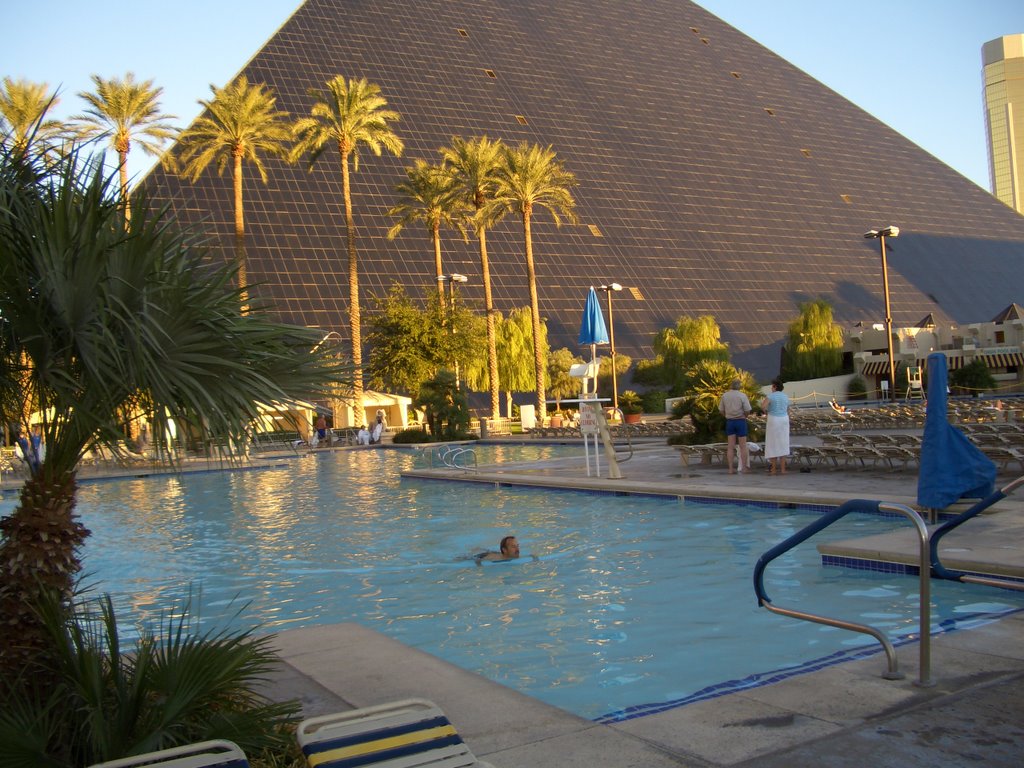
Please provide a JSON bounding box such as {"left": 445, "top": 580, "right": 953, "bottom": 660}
{"left": 916, "top": 355, "right": 965, "bottom": 370}
{"left": 982, "top": 352, "right": 1024, "bottom": 368}
{"left": 861, "top": 361, "right": 890, "bottom": 375}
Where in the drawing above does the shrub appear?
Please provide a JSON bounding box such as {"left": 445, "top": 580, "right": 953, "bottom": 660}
{"left": 641, "top": 389, "right": 669, "bottom": 414}
{"left": 950, "top": 359, "right": 996, "bottom": 396}
{"left": 392, "top": 427, "right": 431, "bottom": 444}
{"left": 0, "top": 589, "right": 299, "bottom": 767}
{"left": 847, "top": 375, "right": 869, "bottom": 400}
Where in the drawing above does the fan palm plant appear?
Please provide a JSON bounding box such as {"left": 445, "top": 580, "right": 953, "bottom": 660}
{"left": 387, "top": 160, "right": 467, "bottom": 298}
{"left": 492, "top": 141, "right": 578, "bottom": 417}
{"left": 74, "top": 73, "right": 178, "bottom": 223}
{"left": 291, "top": 75, "right": 403, "bottom": 412}
{"left": 0, "top": 589, "right": 299, "bottom": 766}
{"left": 0, "top": 77, "right": 68, "bottom": 158}
{"left": 176, "top": 76, "right": 292, "bottom": 311}
{"left": 440, "top": 136, "right": 505, "bottom": 419}
{"left": 0, "top": 139, "right": 349, "bottom": 690}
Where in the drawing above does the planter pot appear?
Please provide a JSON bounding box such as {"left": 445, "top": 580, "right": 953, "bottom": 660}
{"left": 549, "top": 416, "right": 564, "bottom": 428}
{"left": 623, "top": 413, "right": 643, "bottom": 424}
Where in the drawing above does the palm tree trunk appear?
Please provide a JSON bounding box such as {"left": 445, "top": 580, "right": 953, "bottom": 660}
{"left": 479, "top": 228, "right": 500, "bottom": 420}
{"left": 341, "top": 151, "right": 363, "bottom": 420}
{"left": 433, "top": 222, "right": 444, "bottom": 299}
{"left": 0, "top": 470, "right": 87, "bottom": 688}
{"left": 233, "top": 151, "right": 248, "bottom": 313}
{"left": 522, "top": 208, "right": 546, "bottom": 417}
{"left": 118, "top": 149, "right": 131, "bottom": 226}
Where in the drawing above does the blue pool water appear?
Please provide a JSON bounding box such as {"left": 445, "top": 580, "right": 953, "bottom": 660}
{"left": 7, "top": 446, "right": 1021, "bottom": 721}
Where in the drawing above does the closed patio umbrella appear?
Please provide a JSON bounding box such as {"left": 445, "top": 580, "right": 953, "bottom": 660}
{"left": 917, "top": 352, "right": 995, "bottom": 509}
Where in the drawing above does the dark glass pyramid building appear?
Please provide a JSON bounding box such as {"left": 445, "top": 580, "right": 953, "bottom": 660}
{"left": 144, "top": 0, "right": 1024, "bottom": 379}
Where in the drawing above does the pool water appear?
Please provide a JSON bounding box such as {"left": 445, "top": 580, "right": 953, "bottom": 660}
{"left": 11, "top": 446, "right": 1022, "bottom": 721}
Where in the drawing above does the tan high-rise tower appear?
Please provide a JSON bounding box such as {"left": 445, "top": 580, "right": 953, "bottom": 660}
{"left": 983, "top": 34, "right": 1024, "bottom": 214}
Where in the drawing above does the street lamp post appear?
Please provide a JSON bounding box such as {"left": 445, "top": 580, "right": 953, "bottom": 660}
{"left": 863, "top": 226, "right": 900, "bottom": 400}
{"left": 437, "top": 273, "right": 469, "bottom": 388}
{"left": 598, "top": 282, "right": 623, "bottom": 413}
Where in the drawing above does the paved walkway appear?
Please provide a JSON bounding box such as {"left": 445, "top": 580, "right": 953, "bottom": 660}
{"left": 265, "top": 439, "right": 1024, "bottom": 767}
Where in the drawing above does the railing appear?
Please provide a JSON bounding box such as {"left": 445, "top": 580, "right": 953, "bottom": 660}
{"left": 930, "top": 475, "right": 1024, "bottom": 591}
{"left": 428, "top": 444, "right": 477, "bottom": 471}
{"left": 753, "top": 499, "right": 932, "bottom": 686}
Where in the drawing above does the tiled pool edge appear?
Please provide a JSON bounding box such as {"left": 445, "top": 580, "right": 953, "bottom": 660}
{"left": 593, "top": 604, "right": 1024, "bottom": 724}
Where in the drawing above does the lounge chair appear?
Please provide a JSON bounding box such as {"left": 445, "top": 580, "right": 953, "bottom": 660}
{"left": 87, "top": 739, "right": 248, "bottom": 768}
{"left": 296, "top": 698, "right": 492, "bottom": 768}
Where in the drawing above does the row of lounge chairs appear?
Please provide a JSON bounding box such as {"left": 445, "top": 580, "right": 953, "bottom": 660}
{"left": 530, "top": 419, "right": 695, "bottom": 439}
{"left": 795, "top": 428, "right": 1023, "bottom": 473}
{"left": 88, "top": 698, "right": 492, "bottom": 768}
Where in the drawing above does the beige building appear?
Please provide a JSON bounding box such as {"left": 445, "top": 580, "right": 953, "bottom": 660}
{"left": 848, "top": 304, "right": 1024, "bottom": 397}
{"left": 983, "top": 34, "right": 1024, "bottom": 213}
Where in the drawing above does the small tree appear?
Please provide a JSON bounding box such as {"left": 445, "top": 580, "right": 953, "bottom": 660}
{"left": 847, "top": 375, "right": 869, "bottom": 400}
{"left": 415, "top": 371, "right": 470, "bottom": 440}
{"left": 547, "top": 347, "right": 583, "bottom": 412}
{"left": 677, "top": 360, "right": 758, "bottom": 442}
{"left": 781, "top": 299, "right": 844, "bottom": 380}
{"left": 365, "top": 285, "right": 484, "bottom": 396}
{"left": 654, "top": 315, "right": 729, "bottom": 393}
{"left": 950, "top": 360, "right": 996, "bottom": 397}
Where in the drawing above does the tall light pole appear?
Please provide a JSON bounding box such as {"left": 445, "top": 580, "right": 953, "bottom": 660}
{"left": 864, "top": 226, "right": 900, "bottom": 400}
{"left": 437, "top": 273, "right": 469, "bottom": 388}
{"left": 598, "top": 282, "right": 623, "bottom": 413}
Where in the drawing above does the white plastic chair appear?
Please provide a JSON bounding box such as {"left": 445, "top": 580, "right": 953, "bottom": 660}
{"left": 87, "top": 739, "right": 248, "bottom": 768}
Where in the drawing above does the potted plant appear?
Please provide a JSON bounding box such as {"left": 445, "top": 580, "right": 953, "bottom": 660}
{"left": 618, "top": 390, "right": 644, "bottom": 424}
{"left": 549, "top": 410, "right": 564, "bottom": 428}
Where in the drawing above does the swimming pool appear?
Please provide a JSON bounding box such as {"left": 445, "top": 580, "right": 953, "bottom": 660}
{"left": 11, "top": 446, "right": 1022, "bottom": 721}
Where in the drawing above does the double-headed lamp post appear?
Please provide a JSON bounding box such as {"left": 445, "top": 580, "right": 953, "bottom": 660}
{"left": 597, "top": 282, "right": 623, "bottom": 413}
{"left": 863, "top": 226, "right": 900, "bottom": 400}
{"left": 437, "top": 273, "right": 469, "bottom": 387}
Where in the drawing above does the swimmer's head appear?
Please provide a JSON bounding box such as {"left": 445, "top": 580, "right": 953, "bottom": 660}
{"left": 499, "top": 535, "right": 520, "bottom": 558}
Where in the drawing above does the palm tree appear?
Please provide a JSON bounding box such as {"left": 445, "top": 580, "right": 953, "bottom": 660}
{"left": 291, "top": 76, "right": 403, "bottom": 413}
{"left": 441, "top": 136, "right": 505, "bottom": 419}
{"left": 0, "top": 139, "right": 347, "bottom": 689}
{"left": 0, "top": 77, "right": 67, "bottom": 157}
{"left": 176, "top": 77, "right": 292, "bottom": 310}
{"left": 386, "top": 160, "right": 467, "bottom": 298}
{"left": 74, "top": 73, "right": 177, "bottom": 222}
{"left": 492, "top": 141, "right": 578, "bottom": 416}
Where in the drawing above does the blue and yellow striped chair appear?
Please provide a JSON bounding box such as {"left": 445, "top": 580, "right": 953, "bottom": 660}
{"left": 297, "top": 698, "right": 492, "bottom": 768}
{"left": 88, "top": 739, "right": 248, "bottom": 768}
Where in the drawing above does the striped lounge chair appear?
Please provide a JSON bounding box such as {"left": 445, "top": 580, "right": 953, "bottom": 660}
{"left": 88, "top": 740, "right": 248, "bottom": 768}
{"left": 297, "top": 698, "right": 492, "bottom": 768}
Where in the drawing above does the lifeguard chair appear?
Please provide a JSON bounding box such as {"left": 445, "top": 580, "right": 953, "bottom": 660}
{"left": 905, "top": 365, "right": 924, "bottom": 401}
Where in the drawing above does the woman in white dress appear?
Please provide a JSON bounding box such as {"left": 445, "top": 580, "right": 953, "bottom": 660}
{"left": 761, "top": 379, "right": 790, "bottom": 474}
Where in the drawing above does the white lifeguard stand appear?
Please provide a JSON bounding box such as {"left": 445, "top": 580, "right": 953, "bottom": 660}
{"left": 905, "top": 365, "right": 925, "bottom": 401}
{"left": 568, "top": 361, "right": 621, "bottom": 479}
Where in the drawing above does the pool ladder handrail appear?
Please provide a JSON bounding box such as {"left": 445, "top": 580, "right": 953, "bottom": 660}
{"left": 929, "top": 475, "right": 1024, "bottom": 592}
{"left": 753, "top": 498, "right": 932, "bottom": 686}
{"left": 429, "top": 444, "right": 478, "bottom": 471}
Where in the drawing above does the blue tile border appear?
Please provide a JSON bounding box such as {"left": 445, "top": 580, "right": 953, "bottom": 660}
{"left": 823, "top": 554, "right": 1024, "bottom": 585}
{"left": 593, "top": 605, "right": 1024, "bottom": 724}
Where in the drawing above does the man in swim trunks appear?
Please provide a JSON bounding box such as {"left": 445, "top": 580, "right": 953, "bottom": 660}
{"left": 719, "top": 378, "right": 752, "bottom": 475}
{"left": 476, "top": 535, "right": 521, "bottom": 562}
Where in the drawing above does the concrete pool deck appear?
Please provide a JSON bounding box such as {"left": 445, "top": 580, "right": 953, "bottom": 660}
{"left": 267, "top": 439, "right": 1024, "bottom": 767}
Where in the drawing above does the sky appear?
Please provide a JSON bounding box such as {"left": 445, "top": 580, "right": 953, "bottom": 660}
{"left": 3, "top": 1, "right": 1023, "bottom": 188}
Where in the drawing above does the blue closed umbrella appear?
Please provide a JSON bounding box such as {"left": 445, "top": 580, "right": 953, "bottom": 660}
{"left": 578, "top": 287, "right": 609, "bottom": 347}
{"left": 917, "top": 353, "right": 995, "bottom": 509}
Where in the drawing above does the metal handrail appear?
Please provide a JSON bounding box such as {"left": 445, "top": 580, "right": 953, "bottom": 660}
{"left": 428, "top": 444, "right": 477, "bottom": 471}
{"left": 753, "top": 498, "right": 933, "bottom": 686}
{"left": 929, "top": 475, "right": 1024, "bottom": 591}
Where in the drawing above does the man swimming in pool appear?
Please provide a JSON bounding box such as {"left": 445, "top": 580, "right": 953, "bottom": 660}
{"left": 475, "top": 535, "right": 521, "bottom": 562}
